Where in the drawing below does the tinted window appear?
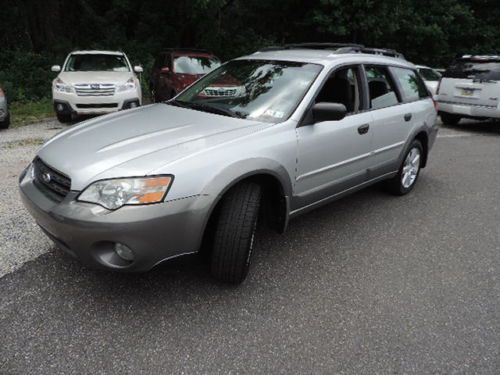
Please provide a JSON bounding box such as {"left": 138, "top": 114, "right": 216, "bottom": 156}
{"left": 418, "top": 68, "right": 441, "bottom": 81}
{"left": 316, "top": 66, "right": 362, "bottom": 113}
{"left": 173, "top": 56, "right": 221, "bottom": 74}
{"left": 365, "top": 66, "right": 399, "bottom": 109}
{"left": 65, "top": 54, "right": 129, "bottom": 72}
{"left": 391, "top": 67, "right": 429, "bottom": 101}
{"left": 443, "top": 60, "right": 500, "bottom": 81}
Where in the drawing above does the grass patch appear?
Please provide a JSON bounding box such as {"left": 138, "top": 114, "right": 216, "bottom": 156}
{"left": 10, "top": 98, "right": 54, "bottom": 128}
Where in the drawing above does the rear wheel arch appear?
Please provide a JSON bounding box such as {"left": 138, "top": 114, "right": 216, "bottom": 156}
{"left": 414, "top": 131, "right": 429, "bottom": 168}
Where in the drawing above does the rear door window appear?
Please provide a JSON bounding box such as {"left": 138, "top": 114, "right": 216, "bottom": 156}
{"left": 443, "top": 60, "right": 500, "bottom": 81}
{"left": 365, "top": 66, "right": 400, "bottom": 109}
{"left": 391, "top": 67, "right": 429, "bottom": 101}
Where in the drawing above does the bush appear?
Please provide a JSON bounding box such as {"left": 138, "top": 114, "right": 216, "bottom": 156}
{"left": 0, "top": 51, "right": 55, "bottom": 102}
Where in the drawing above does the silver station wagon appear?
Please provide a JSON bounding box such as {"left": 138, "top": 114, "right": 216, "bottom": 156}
{"left": 20, "top": 43, "right": 438, "bottom": 284}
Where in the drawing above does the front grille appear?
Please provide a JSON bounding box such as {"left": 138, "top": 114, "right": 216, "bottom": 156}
{"left": 33, "top": 158, "right": 71, "bottom": 200}
{"left": 203, "top": 87, "right": 238, "bottom": 97}
{"left": 74, "top": 83, "right": 115, "bottom": 97}
{"left": 76, "top": 103, "right": 118, "bottom": 109}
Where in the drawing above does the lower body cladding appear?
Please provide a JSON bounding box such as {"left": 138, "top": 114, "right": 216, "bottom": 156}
{"left": 19, "top": 173, "right": 212, "bottom": 272}
{"left": 438, "top": 101, "right": 500, "bottom": 120}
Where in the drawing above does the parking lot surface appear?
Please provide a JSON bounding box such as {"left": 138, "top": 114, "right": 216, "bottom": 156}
{"left": 0, "top": 119, "right": 499, "bottom": 374}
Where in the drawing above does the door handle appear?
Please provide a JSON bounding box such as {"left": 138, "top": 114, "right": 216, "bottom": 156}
{"left": 358, "top": 123, "right": 370, "bottom": 135}
{"left": 404, "top": 113, "right": 412, "bottom": 122}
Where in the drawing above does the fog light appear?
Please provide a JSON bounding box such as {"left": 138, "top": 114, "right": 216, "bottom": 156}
{"left": 114, "top": 243, "right": 134, "bottom": 261}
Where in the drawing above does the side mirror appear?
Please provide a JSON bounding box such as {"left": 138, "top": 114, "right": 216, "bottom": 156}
{"left": 312, "top": 102, "right": 347, "bottom": 123}
{"left": 134, "top": 66, "right": 143, "bottom": 73}
{"left": 51, "top": 65, "right": 61, "bottom": 72}
{"left": 160, "top": 66, "right": 170, "bottom": 74}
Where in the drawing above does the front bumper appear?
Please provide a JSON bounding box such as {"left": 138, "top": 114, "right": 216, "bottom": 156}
{"left": 53, "top": 90, "right": 141, "bottom": 115}
{"left": 438, "top": 101, "right": 500, "bottom": 119}
{"left": 19, "top": 167, "right": 211, "bottom": 272}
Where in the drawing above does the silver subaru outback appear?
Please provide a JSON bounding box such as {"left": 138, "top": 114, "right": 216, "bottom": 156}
{"left": 19, "top": 44, "right": 438, "bottom": 284}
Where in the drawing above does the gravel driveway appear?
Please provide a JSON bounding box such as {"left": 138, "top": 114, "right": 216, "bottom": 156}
{"left": 0, "top": 120, "right": 65, "bottom": 276}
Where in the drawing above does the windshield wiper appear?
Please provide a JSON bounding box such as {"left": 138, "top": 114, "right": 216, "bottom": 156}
{"left": 166, "top": 99, "right": 245, "bottom": 119}
{"left": 166, "top": 99, "right": 188, "bottom": 108}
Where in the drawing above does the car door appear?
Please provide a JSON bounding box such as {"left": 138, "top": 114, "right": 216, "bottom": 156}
{"left": 295, "top": 65, "right": 374, "bottom": 209}
{"left": 362, "top": 65, "right": 408, "bottom": 177}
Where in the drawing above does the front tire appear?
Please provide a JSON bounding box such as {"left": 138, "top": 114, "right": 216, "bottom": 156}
{"left": 0, "top": 114, "right": 10, "bottom": 129}
{"left": 385, "top": 140, "right": 423, "bottom": 195}
{"left": 56, "top": 112, "right": 72, "bottom": 123}
{"left": 441, "top": 112, "right": 461, "bottom": 126}
{"left": 211, "top": 182, "right": 261, "bottom": 284}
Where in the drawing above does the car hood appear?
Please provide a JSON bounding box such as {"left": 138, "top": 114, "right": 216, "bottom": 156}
{"left": 57, "top": 71, "right": 133, "bottom": 85}
{"left": 38, "top": 104, "right": 270, "bottom": 190}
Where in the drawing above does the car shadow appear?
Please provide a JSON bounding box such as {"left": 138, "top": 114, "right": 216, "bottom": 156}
{"left": 440, "top": 118, "right": 500, "bottom": 135}
{"left": 29, "top": 184, "right": 395, "bottom": 302}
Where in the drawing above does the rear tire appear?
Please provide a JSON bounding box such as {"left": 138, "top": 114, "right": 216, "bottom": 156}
{"left": 440, "top": 113, "right": 461, "bottom": 126}
{"left": 211, "top": 182, "right": 261, "bottom": 284}
{"left": 385, "top": 140, "right": 423, "bottom": 196}
{"left": 0, "top": 114, "right": 10, "bottom": 129}
{"left": 56, "top": 112, "right": 72, "bottom": 123}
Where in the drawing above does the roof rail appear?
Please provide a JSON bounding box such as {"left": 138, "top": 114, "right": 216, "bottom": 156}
{"left": 258, "top": 42, "right": 364, "bottom": 52}
{"left": 458, "top": 54, "right": 500, "bottom": 61}
{"left": 257, "top": 43, "right": 405, "bottom": 59}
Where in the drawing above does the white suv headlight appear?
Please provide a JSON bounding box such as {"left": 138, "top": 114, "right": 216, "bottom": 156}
{"left": 117, "top": 78, "right": 137, "bottom": 92}
{"left": 78, "top": 176, "right": 173, "bottom": 210}
{"left": 54, "top": 78, "right": 74, "bottom": 93}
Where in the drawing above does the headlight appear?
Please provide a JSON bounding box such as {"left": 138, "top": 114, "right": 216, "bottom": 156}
{"left": 116, "top": 78, "right": 136, "bottom": 92}
{"left": 77, "top": 176, "right": 173, "bottom": 210}
{"left": 54, "top": 78, "right": 73, "bottom": 93}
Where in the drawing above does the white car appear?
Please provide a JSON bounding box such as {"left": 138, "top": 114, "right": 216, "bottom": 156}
{"left": 436, "top": 55, "right": 500, "bottom": 125}
{"left": 51, "top": 50, "right": 143, "bottom": 123}
{"left": 416, "top": 65, "right": 442, "bottom": 95}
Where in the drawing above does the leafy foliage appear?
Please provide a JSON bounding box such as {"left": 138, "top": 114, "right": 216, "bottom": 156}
{"left": 0, "top": 0, "right": 498, "bottom": 101}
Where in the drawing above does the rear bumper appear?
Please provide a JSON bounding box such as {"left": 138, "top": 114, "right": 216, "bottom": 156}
{"left": 19, "top": 166, "right": 212, "bottom": 272}
{"left": 438, "top": 101, "right": 500, "bottom": 119}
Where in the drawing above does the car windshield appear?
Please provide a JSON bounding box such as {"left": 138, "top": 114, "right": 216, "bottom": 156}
{"left": 65, "top": 54, "right": 130, "bottom": 72}
{"left": 172, "top": 60, "right": 322, "bottom": 123}
{"left": 418, "top": 68, "right": 441, "bottom": 81}
{"left": 173, "top": 56, "right": 221, "bottom": 74}
{"left": 443, "top": 60, "right": 500, "bottom": 81}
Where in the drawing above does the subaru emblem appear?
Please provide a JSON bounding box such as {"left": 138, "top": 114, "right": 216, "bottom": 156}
{"left": 42, "top": 172, "right": 51, "bottom": 183}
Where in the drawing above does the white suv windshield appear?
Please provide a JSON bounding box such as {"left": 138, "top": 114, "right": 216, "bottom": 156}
{"left": 65, "top": 54, "right": 130, "bottom": 72}
{"left": 173, "top": 60, "right": 322, "bottom": 123}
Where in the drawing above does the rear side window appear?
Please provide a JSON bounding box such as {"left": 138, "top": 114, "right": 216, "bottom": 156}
{"left": 443, "top": 60, "right": 500, "bottom": 81}
{"left": 418, "top": 68, "right": 441, "bottom": 81}
{"left": 391, "top": 67, "right": 429, "bottom": 101}
{"left": 365, "top": 66, "right": 400, "bottom": 109}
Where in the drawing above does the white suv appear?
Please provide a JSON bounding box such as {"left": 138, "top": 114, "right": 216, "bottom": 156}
{"left": 51, "top": 50, "right": 143, "bottom": 123}
{"left": 436, "top": 55, "right": 500, "bottom": 125}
